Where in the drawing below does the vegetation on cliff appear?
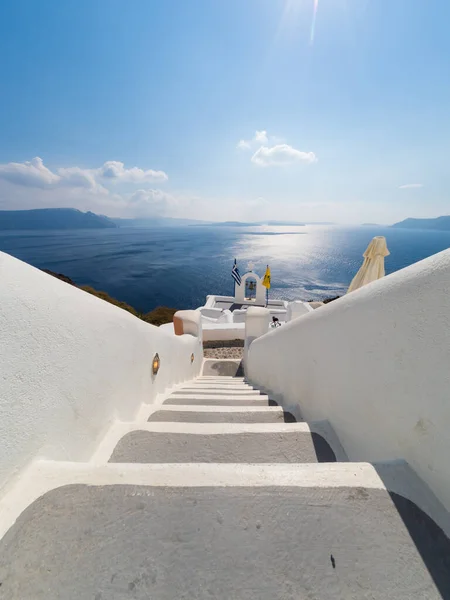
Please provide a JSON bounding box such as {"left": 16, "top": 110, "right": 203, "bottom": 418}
{"left": 42, "top": 270, "right": 177, "bottom": 326}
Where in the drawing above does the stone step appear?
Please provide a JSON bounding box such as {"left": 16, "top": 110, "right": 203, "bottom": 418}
{"left": 197, "top": 376, "right": 245, "bottom": 381}
{"left": 108, "top": 425, "right": 336, "bottom": 463}
{"left": 148, "top": 409, "right": 296, "bottom": 423}
{"left": 195, "top": 381, "right": 247, "bottom": 385}
{"left": 2, "top": 463, "right": 448, "bottom": 600}
{"left": 174, "top": 388, "right": 263, "bottom": 396}
{"left": 156, "top": 405, "right": 283, "bottom": 412}
{"left": 202, "top": 360, "right": 243, "bottom": 377}
{"left": 164, "top": 396, "right": 277, "bottom": 406}
{"left": 180, "top": 382, "right": 259, "bottom": 391}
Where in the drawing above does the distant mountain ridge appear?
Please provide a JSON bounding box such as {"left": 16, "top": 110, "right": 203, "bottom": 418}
{"left": 0, "top": 208, "right": 117, "bottom": 230}
{"left": 392, "top": 216, "right": 450, "bottom": 231}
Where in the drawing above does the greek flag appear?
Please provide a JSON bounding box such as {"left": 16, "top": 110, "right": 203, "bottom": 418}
{"left": 231, "top": 259, "right": 242, "bottom": 286}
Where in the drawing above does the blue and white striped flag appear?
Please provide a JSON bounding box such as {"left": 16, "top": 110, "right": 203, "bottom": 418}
{"left": 231, "top": 258, "right": 242, "bottom": 286}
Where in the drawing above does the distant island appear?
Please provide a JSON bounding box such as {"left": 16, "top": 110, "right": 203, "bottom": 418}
{"left": 193, "top": 220, "right": 334, "bottom": 227}
{"left": 112, "top": 217, "right": 205, "bottom": 227}
{"left": 0, "top": 208, "right": 117, "bottom": 230}
{"left": 0, "top": 209, "right": 339, "bottom": 230}
{"left": 392, "top": 216, "right": 450, "bottom": 232}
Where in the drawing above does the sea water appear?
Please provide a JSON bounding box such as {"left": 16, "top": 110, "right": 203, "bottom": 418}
{"left": 1, "top": 225, "right": 449, "bottom": 313}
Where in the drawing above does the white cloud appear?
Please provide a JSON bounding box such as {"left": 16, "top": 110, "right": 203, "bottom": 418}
{"left": 237, "top": 131, "right": 317, "bottom": 167}
{"left": 251, "top": 144, "right": 317, "bottom": 167}
{"left": 98, "top": 161, "right": 168, "bottom": 183}
{"left": 126, "top": 188, "right": 178, "bottom": 217}
{"left": 0, "top": 157, "right": 168, "bottom": 195}
{"left": 254, "top": 130, "right": 268, "bottom": 144}
{"left": 0, "top": 157, "right": 60, "bottom": 188}
{"left": 237, "top": 130, "right": 269, "bottom": 150}
{"left": 57, "top": 166, "right": 106, "bottom": 192}
{"left": 237, "top": 139, "right": 251, "bottom": 150}
{"left": 399, "top": 183, "right": 423, "bottom": 189}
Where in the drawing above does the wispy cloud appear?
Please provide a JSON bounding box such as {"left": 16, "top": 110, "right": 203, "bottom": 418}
{"left": 399, "top": 183, "right": 423, "bottom": 189}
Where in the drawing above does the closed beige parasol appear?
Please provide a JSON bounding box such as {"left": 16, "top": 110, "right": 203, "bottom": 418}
{"left": 347, "top": 236, "right": 390, "bottom": 293}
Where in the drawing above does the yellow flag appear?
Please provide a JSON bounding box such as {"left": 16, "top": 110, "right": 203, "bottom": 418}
{"left": 262, "top": 265, "right": 271, "bottom": 289}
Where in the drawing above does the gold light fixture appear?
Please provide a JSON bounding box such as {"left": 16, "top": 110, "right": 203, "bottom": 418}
{"left": 191, "top": 353, "right": 195, "bottom": 364}
{"left": 152, "top": 353, "right": 160, "bottom": 376}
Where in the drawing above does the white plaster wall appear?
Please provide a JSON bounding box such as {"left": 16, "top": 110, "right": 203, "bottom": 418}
{"left": 0, "top": 252, "right": 202, "bottom": 492}
{"left": 247, "top": 249, "right": 450, "bottom": 510}
{"left": 199, "top": 307, "right": 224, "bottom": 319}
{"left": 203, "top": 295, "right": 233, "bottom": 309}
{"left": 286, "top": 301, "right": 314, "bottom": 321}
{"left": 202, "top": 324, "right": 245, "bottom": 341}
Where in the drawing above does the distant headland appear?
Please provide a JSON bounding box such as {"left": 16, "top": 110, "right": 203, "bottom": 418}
{"left": 391, "top": 216, "right": 450, "bottom": 231}
{"left": 0, "top": 208, "right": 117, "bottom": 230}
{"left": 1, "top": 208, "right": 449, "bottom": 232}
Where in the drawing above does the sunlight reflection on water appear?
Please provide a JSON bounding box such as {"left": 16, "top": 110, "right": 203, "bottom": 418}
{"left": 1, "top": 225, "right": 449, "bottom": 311}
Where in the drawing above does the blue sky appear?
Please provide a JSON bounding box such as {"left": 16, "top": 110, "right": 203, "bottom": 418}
{"left": 0, "top": 0, "right": 449, "bottom": 223}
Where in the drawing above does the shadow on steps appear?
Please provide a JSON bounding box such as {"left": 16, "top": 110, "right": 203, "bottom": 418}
{"left": 202, "top": 360, "right": 244, "bottom": 377}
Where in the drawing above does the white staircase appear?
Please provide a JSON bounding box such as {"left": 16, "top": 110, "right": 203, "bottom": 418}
{"left": 0, "top": 368, "right": 449, "bottom": 598}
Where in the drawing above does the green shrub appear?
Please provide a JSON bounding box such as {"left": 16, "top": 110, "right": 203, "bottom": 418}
{"left": 42, "top": 269, "right": 176, "bottom": 324}
{"left": 80, "top": 286, "right": 139, "bottom": 317}
{"left": 141, "top": 306, "right": 178, "bottom": 326}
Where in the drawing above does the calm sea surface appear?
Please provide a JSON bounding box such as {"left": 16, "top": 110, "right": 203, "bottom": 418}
{"left": 1, "top": 225, "right": 449, "bottom": 313}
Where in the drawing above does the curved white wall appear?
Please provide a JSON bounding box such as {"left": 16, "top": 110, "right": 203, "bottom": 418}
{"left": 0, "top": 252, "right": 201, "bottom": 492}
{"left": 247, "top": 249, "right": 450, "bottom": 510}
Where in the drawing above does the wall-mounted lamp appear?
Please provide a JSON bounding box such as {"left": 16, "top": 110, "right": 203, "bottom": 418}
{"left": 152, "top": 353, "right": 160, "bottom": 376}
{"left": 191, "top": 353, "right": 195, "bottom": 364}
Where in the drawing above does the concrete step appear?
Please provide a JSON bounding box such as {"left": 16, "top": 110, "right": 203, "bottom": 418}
{"left": 148, "top": 408, "right": 297, "bottom": 423}
{"left": 195, "top": 381, "right": 247, "bottom": 386}
{"left": 164, "top": 396, "right": 277, "bottom": 406}
{"left": 108, "top": 424, "right": 336, "bottom": 464}
{"left": 197, "top": 376, "right": 245, "bottom": 381}
{"left": 173, "top": 388, "right": 263, "bottom": 396}
{"left": 180, "top": 383, "right": 259, "bottom": 392}
{"left": 1, "top": 462, "right": 449, "bottom": 600}
{"left": 202, "top": 359, "right": 243, "bottom": 377}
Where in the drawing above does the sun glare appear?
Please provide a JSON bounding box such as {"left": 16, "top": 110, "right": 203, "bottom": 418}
{"left": 310, "top": 0, "right": 319, "bottom": 44}
{"left": 278, "top": 0, "right": 319, "bottom": 45}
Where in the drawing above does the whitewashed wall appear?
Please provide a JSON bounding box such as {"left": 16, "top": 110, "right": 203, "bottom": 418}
{"left": 247, "top": 249, "right": 450, "bottom": 510}
{"left": 0, "top": 252, "right": 201, "bottom": 492}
